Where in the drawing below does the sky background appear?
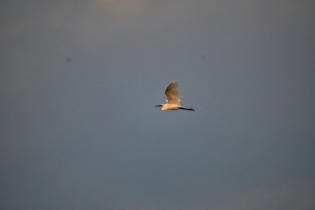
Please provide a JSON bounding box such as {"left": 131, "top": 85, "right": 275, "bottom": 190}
{"left": 1, "top": 0, "right": 315, "bottom": 209}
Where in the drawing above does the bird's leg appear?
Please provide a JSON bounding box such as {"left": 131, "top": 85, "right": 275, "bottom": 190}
{"left": 179, "top": 107, "right": 195, "bottom": 111}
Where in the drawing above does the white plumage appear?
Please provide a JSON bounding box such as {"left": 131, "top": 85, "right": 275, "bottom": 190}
{"left": 156, "top": 81, "right": 195, "bottom": 111}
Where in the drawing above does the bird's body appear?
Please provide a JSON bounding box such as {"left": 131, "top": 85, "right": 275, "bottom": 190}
{"left": 156, "top": 81, "right": 195, "bottom": 111}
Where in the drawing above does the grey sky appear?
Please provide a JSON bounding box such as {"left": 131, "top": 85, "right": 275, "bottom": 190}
{"left": 1, "top": 0, "right": 315, "bottom": 209}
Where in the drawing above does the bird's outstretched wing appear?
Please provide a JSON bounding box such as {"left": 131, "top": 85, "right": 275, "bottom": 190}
{"left": 165, "top": 81, "right": 181, "bottom": 105}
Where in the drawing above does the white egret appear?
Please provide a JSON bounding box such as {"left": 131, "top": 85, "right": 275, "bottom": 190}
{"left": 156, "top": 81, "right": 195, "bottom": 111}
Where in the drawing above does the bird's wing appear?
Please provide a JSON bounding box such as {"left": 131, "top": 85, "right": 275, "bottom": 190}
{"left": 165, "top": 81, "right": 181, "bottom": 105}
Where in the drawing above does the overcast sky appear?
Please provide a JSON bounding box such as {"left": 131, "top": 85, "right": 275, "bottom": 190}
{"left": 1, "top": 0, "right": 315, "bottom": 209}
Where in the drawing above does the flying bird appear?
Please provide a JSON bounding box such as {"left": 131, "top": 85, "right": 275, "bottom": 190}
{"left": 156, "top": 81, "right": 195, "bottom": 111}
